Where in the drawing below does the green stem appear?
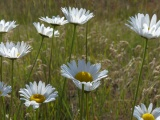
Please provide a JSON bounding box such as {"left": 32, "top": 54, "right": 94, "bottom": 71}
{"left": 80, "top": 84, "right": 84, "bottom": 120}
{"left": 130, "top": 38, "right": 148, "bottom": 120}
{"left": 86, "top": 92, "right": 89, "bottom": 120}
{"left": 9, "top": 59, "right": 14, "bottom": 119}
{"left": 48, "top": 26, "right": 55, "bottom": 84}
{"left": 62, "top": 24, "right": 77, "bottom": 96}
{"left": 69, "top": 24, "right": 77, "bottom": 62}
{"left": 85, "top": 23, "right": 88, "bottom": 63}
{"left": 1, "top": 97, "right": 5, "bottom": 120}
{"left": 36, "top": 109, "right": 39, "bottom": 120}
{"left": 0, "top": 34, "right": 2, "bottom": 81}
{"left": 0, "top": 57, "right": 2, "bottom": 81}
{"left": 27, "top": 36, "right": 44, "bottom": 82}
{"left": 16, "top": 102, "right": 22, "bottom": 120}
{"left": 59, "top": 24, "right": 77, "bottom": 119}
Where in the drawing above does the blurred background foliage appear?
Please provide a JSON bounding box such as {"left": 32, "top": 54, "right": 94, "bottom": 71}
{"left": 1, "top": 0, "right": 160, "bottom": 24}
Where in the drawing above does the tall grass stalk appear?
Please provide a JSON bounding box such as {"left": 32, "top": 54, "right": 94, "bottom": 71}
{"left": 130, "top": 38, "right": 148, "bottom": 120}
{"left": 16, "top": 102, "right": 22, "bottom": 119}
{"left": 27, "top": 36, "right": 44, "bottom": 82}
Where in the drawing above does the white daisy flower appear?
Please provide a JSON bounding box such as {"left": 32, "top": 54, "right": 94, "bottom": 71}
{"left": 39, "top": 15, "right": 68, "bottom": 26}
{"left": 134, "top": 103, "right": 160, "bottom": 120}
{"left": 54, "top": 30, "right": 60, "bottom": 37}
{"left": 0, "top": 20, "right": 18, "bottom": 33}
{"left": 126, "top": 13, "right": 160, "bottom": 39}
{"left": 0, "top": 81, "right": 11, "bottom": 96}
{"left": 61, "top": 7, "right": 94, "bottom": 25}
{"left": 61, "top": 59, "right": 108, "bottom": 91}
{"left": 33, "top": 22, "right": 53, "bottom": 38}
{"left": 0, "top": 41, "right": 32, "bottom": 59}
{"left": 19, "top": 81, "right": 58, "bottom": 109}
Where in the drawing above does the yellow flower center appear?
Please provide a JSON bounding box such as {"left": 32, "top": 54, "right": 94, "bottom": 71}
{"left": 30, "top": 94, "right": 45, "bottom": 103}
{"left": 142, "top": 113, "right": 155, "bottom": 120}
{"left": 75, "top": 71, "right": 93, "bottom": 82}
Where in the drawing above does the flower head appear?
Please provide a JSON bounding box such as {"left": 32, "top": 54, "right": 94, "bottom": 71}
{"left": 61, "top": 59, "right": 108, "bottom": 91}
{"left": 61, "top": 7, "right": 94, "bottom": 25}
{"left": 0, "top": 81, "right": 11, "bottom": 97}
{"left": 19, "top": 81, "right": 58, "bottom": 109}
{"left": 0, "top": 41, "right": 32, "bottom": 59}
{"left": 39, "top": 15, "right": 68, "bottom": 26}
{"left": 126, "top": 13, "right": 160, "bottom": 39}
{"left": 0, "top": 20, "right": 18, "bottom": 33}
{"left": 33, "top": 22, "right": 53, "bottom": 38}
{"left": 134, "top": 103, "right": 160, "bottom": 120}
{"left": 54, "top": 30, "right": 60, "bottom": 37}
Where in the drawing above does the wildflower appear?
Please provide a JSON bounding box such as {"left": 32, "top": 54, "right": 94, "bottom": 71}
{"left": 61, "top": 59, "right": 108, "bottom": 91}
{"left": 61, "top": 7, "right": 94, "bottom": 25}
{"left": 0, "top": 20, "right": 18, "bottom": 33}
{"left": 0, "top": 41, "right": 32, "bottom": 59}
{"left": 53, "top": 30, "right": 60, "bottom": 37}
{"left": 39, "top": 15, "right": 68, "bottom": 26}
{"left": 33, "top": 22, "right": 53, "bottom": 38}
{"left": 134, "top": 103, "right": 160, "bottom": 120}
{"left": 126, "top": 13, "right": 160, "bottom": 39}
{"left": 19, "top": 81, "right": 58, "bottom": 109}
{"left": 0, "top": 81, "right": 11, "bottom": 96}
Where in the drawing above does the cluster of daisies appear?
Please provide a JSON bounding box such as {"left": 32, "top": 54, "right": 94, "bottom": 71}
{"left": 126, "top": 13, "right": 160, "bottom": 120}
{"left": 0, "top": 6, "right": 160, "bottom": 120}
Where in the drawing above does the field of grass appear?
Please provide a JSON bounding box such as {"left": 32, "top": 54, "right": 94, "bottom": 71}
{"left": 1, "top": 0, "right": 160, "bottom": 120}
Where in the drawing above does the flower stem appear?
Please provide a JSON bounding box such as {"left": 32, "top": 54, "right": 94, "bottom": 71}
{"left": 0, "top": 57, "right": 2, "bottom": 81}
{"left": 36, "top": 109, "right": 39, "bottom": 120}
{"left": 62, "top": 24, "right": 77, "bottom": 95}
{"left": 16, "top": 102, "right": 22, "bottom": 119}
{"left": 0, "top": 34, "right": 2, "bottom": 81}
{"left": 2, "top": 97, "right": 6, "bottom": 120}
{"left": 48, "top": 26, "right": 55, "bottom": 84}
{"left": 27, "top": 36, "right": 44, "bottom": 82}
{"left": 69, "top": 24, "right": 77, "bottom": 62}
{"left": 80, "top": 84, "right": 84, "bottom": 120}
{"left": 9, "top": 59, "right": 14, "bottom": 119}
{"left": 85, "top": 23, "right": 88, "bottom": 63}
{"left": 130, "top": 38, "right": 148, "bottom": 120}
{"left": 85, "top": 92, "right": 89, "bottom": 120}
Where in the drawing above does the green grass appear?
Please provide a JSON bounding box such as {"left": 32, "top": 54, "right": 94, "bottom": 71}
{"left": 0, "top": 0, "right": 160, "bottom": 120}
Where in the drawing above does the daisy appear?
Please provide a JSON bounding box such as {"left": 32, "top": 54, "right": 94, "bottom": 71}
{"left": 0, "top": 81, "right": 11, "bottom": 97}
{"left": 53, "top": 30, "right": 60, "bottom": 37}
{"left": 61, "top": 7, "right": 94, "bottom": 25}
{"left": 0, "top": 20, "right": 18, "bottom": 33}
{"left": 19, "top": 81, "right": 58, "bottom": 109}
{"left": 61, "top": 59, "right": 108, "bottom": 91}
{"left": 33, "top": 22, "right": 53, "bottom": 38}
{"left": 126, "top": 13, "right": 160, "bottom": 39}
{"left": 39, "top": 15, "right": 68, "bottom": 26}
{"left": 0, "top": 41, "right": 32, "bottom": 59}
{"left": 134, "top": 103, "right": 160, "bottom": 120}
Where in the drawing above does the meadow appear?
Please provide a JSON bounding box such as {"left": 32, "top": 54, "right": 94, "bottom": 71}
{"left": 1, "top": 0, "right": 160, "bottom": 120}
